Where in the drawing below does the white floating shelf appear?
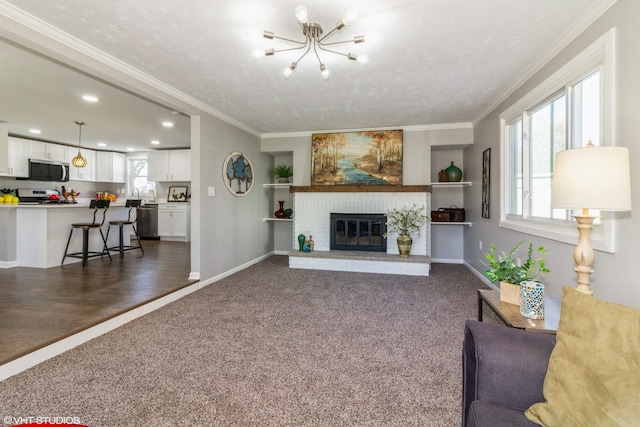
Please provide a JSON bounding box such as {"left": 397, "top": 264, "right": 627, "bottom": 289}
{"left": 431, "top": 222, "right": 472, "bottom": 227}
{"left": 263, "top": 183, "right": 292, "bottom": 189}
{"left": 263, "top": 218, "right": 294, "bottom": 222}
{"left": 430, "top": 181, "right": 472, "bottom": 187}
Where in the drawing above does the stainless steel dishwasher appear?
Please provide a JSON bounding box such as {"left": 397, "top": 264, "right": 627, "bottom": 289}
{"left": 137, "top": 203, "right": 159, "bottom": 239}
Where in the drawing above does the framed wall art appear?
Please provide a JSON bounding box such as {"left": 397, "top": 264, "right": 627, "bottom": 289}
{"left": 482, "top": 148, "right": 491, "bottom": 218}
{"left": 223, "top": 152, "right": 254, "bottom": 197}
{"left": 168, "top": 186, "right": 189, "bottom": 202}
{"left": 311, "top": 130, "right": 403, "bottom": 186}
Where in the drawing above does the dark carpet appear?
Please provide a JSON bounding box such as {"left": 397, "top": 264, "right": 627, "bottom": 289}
{"left": 0, "top": 256, "right": 490, "bottom": 426}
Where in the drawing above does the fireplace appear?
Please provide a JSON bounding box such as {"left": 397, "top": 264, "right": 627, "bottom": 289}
{"left": 330, "top": 213, "right": 387, "bottom": 252}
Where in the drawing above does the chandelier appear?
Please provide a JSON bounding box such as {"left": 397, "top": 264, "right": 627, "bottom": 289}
{"left": 252, "top": 5, "right": 370, "bottom": 80}
{"left": 71, "top": 121, "right": 87, "bottom": 168}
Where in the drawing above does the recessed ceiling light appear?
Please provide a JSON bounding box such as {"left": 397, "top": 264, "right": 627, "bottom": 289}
{"left": 82, "top": 95, "right": 99, "bottom": 103}
{"left": 97, "top": 142, "right": 107, "bottom": 147}
{"left": 127, "top": 148, "right": 135, "bottom": 152}
{"left": 151, "top": 140, "right": 160, "bottom": 145}
{"left": 162, "top": 121, "right": 174, "bottom": 128}
{"left": 29, "top": 129, "right": 41, "bottom": 134}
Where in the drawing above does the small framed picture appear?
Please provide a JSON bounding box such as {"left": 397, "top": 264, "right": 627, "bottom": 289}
{"left": 482, "top": 148, "right": 491, "bottom": 218}
{"left": 168, "top": 186, "right": 189, "bottom": 202}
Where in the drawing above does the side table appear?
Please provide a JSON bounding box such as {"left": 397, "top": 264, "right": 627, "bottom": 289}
{"left": 478, "top": 288, "right": 561, "bottom": 334}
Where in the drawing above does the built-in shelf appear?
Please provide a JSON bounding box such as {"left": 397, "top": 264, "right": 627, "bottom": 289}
{"left": 431, "top": 222, "right": 472, "bottom": 227}
{"left": 263, "top": 183, "right": 292, "bottom": 189}
{"left": 430, "top": 181, "right": 472, "bottom": 187}
{"left": 263, "top": 218, "right": 294, "bottom": 222}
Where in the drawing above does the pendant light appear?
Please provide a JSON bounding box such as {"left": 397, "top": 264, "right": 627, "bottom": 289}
{"left": 72, "top": 121, "right": 88, "bottom": 168}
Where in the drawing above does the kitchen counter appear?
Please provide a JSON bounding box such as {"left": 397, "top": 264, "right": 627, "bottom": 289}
{"left": 1, "top": 203, "right": 133, "bottom": 268}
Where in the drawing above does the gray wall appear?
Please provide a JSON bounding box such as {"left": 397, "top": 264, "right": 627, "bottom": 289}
{"left": 464, "top": 0, "right": 640, "bottom": 307}
{"left": 194, "top": 113, "right": 273, "bottom": 280}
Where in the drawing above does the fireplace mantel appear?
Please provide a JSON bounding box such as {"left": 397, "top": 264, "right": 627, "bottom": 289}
{"left": 290, "top": 185, "right": 431, "bottom": 193}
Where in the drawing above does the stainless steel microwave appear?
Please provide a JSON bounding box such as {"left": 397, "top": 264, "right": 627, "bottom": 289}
{"left": 28, "top": 159, "right": 69, "bottom": 182}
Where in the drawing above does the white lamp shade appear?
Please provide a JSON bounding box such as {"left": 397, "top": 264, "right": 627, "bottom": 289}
{"left": 551, "top": 145, "right": 632, "bottom": 211}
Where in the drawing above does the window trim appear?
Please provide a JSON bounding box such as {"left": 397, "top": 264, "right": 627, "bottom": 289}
{"left": 499, "top": 28, "right": 617, "bottom": 253}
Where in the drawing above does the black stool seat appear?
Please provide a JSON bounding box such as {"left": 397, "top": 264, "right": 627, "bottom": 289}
{"left": 62, "top": 199, "right": 112, "bottom": 267}
{"left": 106, "top": 199, "right": 144, "bottom": 258}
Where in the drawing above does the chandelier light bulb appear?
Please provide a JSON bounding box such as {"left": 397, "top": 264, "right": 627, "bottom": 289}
{"left": 251, "top": 49, "right": 265, "bottom": 60}
{"left": 357, "top": 54, "right": 370, "bottom": 66}
{"left": 295, "top": 5, "right": 308, "bottom": 23}
{"left": 320, "top": 64, "right": 330, "bottom": 81}
{"left": 283, "top": 63, "right": 297, "bottom": 79}
{"left": 345, "top": 9, "right": 358, "bottom": 24}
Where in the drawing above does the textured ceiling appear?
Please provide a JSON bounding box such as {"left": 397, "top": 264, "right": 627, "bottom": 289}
{"left": 0, "top": 0, "right": 608, "bottom": 151}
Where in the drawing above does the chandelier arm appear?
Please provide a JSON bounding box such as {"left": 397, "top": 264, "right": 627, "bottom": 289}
{"left": 270, "top": 34, "right": 307, "bottom": 45}
{"left": 271, "top": 44, "right": 310, "bottom": 55}
{"left": 292, "top": 42, "right": 313, "bottom": 65}
{"left": 318, "top": 25, "right": 342, "bottom": 43}
{"left": 316, "top": 44, "right": 349, "bottom": 59}
{"left": 319, "top": 38, "right": 360, "bottom": 47}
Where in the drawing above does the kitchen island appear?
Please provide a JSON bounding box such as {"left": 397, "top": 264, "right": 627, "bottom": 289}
{"left": 0, "top": 201, "right": 132, "bottom": 268}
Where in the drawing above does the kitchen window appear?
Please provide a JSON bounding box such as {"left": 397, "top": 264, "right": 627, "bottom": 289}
{"left": 127, "top": 156, "right": 155, "bottom": 196}
{"left": 500, "top": 29, "right": 616, "bottom": 252}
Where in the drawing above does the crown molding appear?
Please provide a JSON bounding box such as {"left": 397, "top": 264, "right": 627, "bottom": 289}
{"left": 260, "top": 122, "right": 473, "bottom": 139}
{"left": 472, "top": 0, "right": 618, "bottom": 126}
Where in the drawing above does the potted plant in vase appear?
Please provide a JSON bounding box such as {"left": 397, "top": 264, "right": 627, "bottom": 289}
{"left": 384, "top": 204, "right": 429, "bottom": 258}
{"left": 482, "top": 241, "right": 551, "bottom": 305}
{"left": 269, "top": 164, "right": 293, "bottom": 183}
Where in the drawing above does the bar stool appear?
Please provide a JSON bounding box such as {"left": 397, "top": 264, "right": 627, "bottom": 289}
{"left": 106, "top": 199, "right": 144, "bottom": 258}
{"left": 62, "top": 200, "right": 112, "bottom": 267}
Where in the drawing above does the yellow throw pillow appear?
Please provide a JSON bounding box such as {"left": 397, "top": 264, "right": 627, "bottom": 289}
{"left": 525, "top": 287, "right": 640, "bottom": 426}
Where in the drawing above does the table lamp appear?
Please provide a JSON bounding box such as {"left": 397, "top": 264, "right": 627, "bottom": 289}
{"left": 550, "top": 142, "right": 632, "bottom": 295}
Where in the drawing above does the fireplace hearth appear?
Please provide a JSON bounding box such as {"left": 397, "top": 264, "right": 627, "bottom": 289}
{"left": 330, "top": 213, "right": 386, "bottom": 252}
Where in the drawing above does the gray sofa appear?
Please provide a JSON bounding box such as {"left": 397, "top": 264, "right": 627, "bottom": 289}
{"left": 462, "top": 320, "right": 557, "bottom": 427}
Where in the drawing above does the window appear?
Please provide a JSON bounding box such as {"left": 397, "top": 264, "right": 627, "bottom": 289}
{"left": 500, "top": 29, "right": 616, "bottom": 252}
{"left": 127, "top": 156, "right": 155, "bottom": 196}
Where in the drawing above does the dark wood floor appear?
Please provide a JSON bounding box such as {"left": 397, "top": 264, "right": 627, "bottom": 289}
{"left": 0, "top": 240, "right": 195, "bottom": 365}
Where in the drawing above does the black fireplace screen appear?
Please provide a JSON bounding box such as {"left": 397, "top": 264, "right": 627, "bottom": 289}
{"left": 330, "top": 213, "right": 387, "bottom": 252}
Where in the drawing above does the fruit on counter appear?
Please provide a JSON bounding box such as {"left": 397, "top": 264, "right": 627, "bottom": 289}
{"left": 108, "top": 194, "right": 116, "bottom": 202}
{"left": 0, "top": 194, "right": 19, "bottom": 203}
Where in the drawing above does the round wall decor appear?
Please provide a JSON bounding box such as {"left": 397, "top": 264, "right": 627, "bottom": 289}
{"left": 223, "top": 152, "right": 254, "bottom": 197}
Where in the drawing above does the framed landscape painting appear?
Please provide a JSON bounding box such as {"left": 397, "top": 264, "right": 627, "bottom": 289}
{"left": 311, "top": 130, "right": 403, "bottom": 186}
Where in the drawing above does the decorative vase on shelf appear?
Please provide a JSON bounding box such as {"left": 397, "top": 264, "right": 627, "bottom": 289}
{"left": 397, "top": 234, "right": 412, "bottom": 258}
{"left": 438, "top": 169, "right": 447, "bottom": 182}
{"left": 297, "top": 234, "right": 306, "bottom": 252}
{"left": 274, "top": 201, "right": 286, "bottom": 218}
{"left": 445, "top": 161, "right": 462, "bottom": 182}
{"left": 284, "top": 208, "right": 293, "bottom": 218}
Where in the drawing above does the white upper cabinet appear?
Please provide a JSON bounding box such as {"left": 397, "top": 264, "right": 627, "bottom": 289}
{"left": 0, "top": 137, "right": 30, "bottom": 177}
{"left": 68, "top": 148, "right": 96, "bottom": 182}
{"left": 148, "top": 149, "right": 191, "bottom": 182}
{"left": 95, "top": 151, "right": 126, "bottom": 183}
{"left": 29, "top": 140, "right": 68, "bottom": 162}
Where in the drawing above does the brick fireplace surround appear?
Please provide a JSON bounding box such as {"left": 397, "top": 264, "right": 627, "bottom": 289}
{"left": 288, "top": 188, "right": 431, "bottom": 276}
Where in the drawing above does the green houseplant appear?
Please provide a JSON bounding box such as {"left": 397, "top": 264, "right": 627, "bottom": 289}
{"left": 483, "top": 241, "right": 551, "bottom": 305}
{"left": 269, "top": 164, "right": 293, "bottom": 183}
{"left": 384, "top": 204, "right": 430, "bottom": 258}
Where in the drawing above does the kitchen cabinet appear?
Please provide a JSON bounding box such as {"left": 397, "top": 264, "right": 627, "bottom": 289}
{"left": 158, "top": 203, "right": 190, "bottom": 242}
{"left": 68, "top": 148, "right": 96, "bottom": 181}
{"left": 148, "top": 149, "right": 191, "bottom": 182}
{"left": 29, "top": 140, "right": 68, "bottom": 162}
{"left": 0, "top": 137, "right": 29, "bottom": 177}
{"left": 96, "top": 151, "right": 126, "bottom": 183}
